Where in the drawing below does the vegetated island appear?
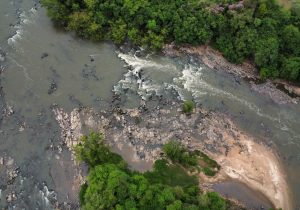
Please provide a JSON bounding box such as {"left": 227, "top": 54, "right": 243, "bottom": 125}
{"left": 53, "top": 101, "right": 290, "bottom": 210}
{"left": 75, "top": 131, "right": 244, "bottom": 210}
{"left": 42, "top": 0, "right": 300, "bottom": 84}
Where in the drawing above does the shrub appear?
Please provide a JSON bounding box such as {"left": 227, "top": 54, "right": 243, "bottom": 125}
{"left": 182, "top": 101, "right": 195, "bottom": 114}
{"left": 163, "top": 141, "right": 198, "bottom": 167}
{"left": 75, "top": 132, "right": 125, "bottom": 168}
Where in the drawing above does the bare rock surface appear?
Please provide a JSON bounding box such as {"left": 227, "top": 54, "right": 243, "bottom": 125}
{"left": 251, "top": 81, "right": 298, "bottom": 104}
{"left": 53, "top": 101, "right": 291, "bottom": 210}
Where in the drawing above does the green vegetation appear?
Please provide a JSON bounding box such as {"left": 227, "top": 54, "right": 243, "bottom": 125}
{"left": 75, "top": 132, "right": 234, "bottom": 210}
{"left": 182, "top": 101, "right": 195, "bottom": 115}
{"left": 144, "top": 159, "right": 198, "bottom": 187}
{"left": 42, "top": 0, "right": 300, "bottom": 83}
{"left": 75, "top": 132, "right": 125, "bottom": 168}
{"left": 163, "top": 141, "right": 220, "bottom": 176}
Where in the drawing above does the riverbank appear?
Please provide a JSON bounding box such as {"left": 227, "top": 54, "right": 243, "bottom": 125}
{"left": 53, "top": 99, "right": 292, "bottom": 210}
{"left": 193, "top": 113, "right": 291, "bottom": 210}
{"left": 163, "top": 44, "right": 300, "bottom": 104}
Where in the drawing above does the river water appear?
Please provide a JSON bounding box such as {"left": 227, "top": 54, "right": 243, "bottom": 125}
{"left": 1, "top": 0, "right": 300, "bottom": 209}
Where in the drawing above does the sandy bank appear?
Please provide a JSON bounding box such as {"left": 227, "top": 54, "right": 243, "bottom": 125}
{"left": 217, "top": 138, "right": 291, "bottom": 210}
{"left": 192, "top": 113, "right": 292, "bottom": 210}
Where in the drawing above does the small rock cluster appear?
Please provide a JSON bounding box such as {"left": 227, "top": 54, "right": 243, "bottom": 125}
{"left": 0, "top": 155, "right": 19, "bottom": 204}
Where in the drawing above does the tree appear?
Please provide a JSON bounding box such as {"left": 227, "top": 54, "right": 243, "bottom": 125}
{"left": 281, "top": 25, "right": 300, "bottom": 55}
{"left": 198, "top": 192, "right": 226, "bottom": 210}
{"left": 43, "top": 0, "right": 300, "bottom": 82}
{"left": 281, "top": 57, "right": 300, "bottom": 80}
{"left": 76, "top": 132, "right": 228, "bottom": 210}
{"left": 111, "top": 19, "right": 127, "bottom": 44}
{"left": 41, "top": 0, "right": 70, "bottom": 25}
{"left": 147, "top": 19, "right": 157, "bottom": 31}
{"left": 163, "top": 141, "right": 183, "bottom": 162}
{"left": 166, "top": 200, "right": 182, "bottom": 210}
{"left": 254, "top": 37, "right": 279, "bottom": 68}
{"left": 82, "top": 164, "right": 131, "bottom": 210}
{"left": 75, "top": 132, "right": 125, "bottom": 168}
{"left": 259, "top": 67, "right": 279, "bottom": 80}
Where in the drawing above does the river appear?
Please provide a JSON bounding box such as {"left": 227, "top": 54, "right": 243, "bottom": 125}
{"left": 0, "top": 0, "right": 300, "bottom": 209}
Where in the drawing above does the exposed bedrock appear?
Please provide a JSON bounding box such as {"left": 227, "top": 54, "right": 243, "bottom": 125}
{"left": 53, "top": 101, "right": 291, "bottom": 210}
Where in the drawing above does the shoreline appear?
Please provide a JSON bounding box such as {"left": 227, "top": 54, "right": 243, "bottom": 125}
{"left": 163, "top": 44, "right": 300, "bottom": 104}
{"left": 53, "top": 100, "right": 292, "bottom": 210}
{"left": 161, "top": 44, "right": 296, "bottom": 208}
{"left": 195, "top": 122, "right": 292, "bottom": 210}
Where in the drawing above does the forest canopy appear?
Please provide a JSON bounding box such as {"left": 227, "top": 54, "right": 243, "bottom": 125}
{"left": 75, "top": 132, "right": 241, "bottom": 210}
{"left": 41, "top": 0, "right": 300, "bottom": 82}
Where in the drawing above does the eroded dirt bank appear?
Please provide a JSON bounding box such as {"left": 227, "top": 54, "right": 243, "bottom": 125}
{"left": 53, "top": 100, "right": 292, "bottom": 210}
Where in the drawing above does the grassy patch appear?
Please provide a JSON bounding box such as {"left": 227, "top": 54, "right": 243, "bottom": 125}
{"left": 163, "top": 141, "right": 221, "bottom": 177}
{"left": 144, "top": 159, "right": 198, "bottom": 187}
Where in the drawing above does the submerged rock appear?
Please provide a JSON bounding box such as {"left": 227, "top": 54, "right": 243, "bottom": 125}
{"left": 3, "top": 105, "right": 14, "bottom": 117}
{"left": 0, "top": 48, "right": 6, "bottom": 62}
{"left": 41, "top": 52, "right": 49, "bottom": 59}
{"left": 48, "top": 81, "right": 57, "bottom": 95}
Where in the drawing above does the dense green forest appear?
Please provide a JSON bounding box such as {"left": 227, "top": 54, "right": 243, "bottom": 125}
{"left": 42, "top": 0, "right": 300, "bottom": 83}
{"left": 75, "top": 132, "right": 244, "bottom": 210}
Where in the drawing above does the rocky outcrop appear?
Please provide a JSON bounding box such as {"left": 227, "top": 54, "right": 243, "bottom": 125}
{"left": 273, "top": 79, "right": 300, "bottom": 97}
{"left": 251, "top": 81, "right": 298, "bottom": 104}
{"left": 53, "top": 101, "right": 291, "bottom": 210}
{"left": 163, "top": 44, "right": 258, "bottom": 80}
{"left": 163, "top": 44, "right": 299, "bottom": 104}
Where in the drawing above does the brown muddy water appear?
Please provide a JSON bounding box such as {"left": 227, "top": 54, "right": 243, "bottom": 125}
{"left": 1, "top": 0, "right": 300, "bottom": 209}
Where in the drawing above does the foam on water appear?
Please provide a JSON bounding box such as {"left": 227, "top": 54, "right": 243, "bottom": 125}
{"left": 7, "top": 7, "right": 37, "bottom": 50}
{"left": 114, "top": 52, "right": 178, "bottom": 100}
{"left": 177, "top": 64, "right": 280, "bottom": 122}
{"left": 177, "top": 65, "right": 300, "bottom": 147}
{"left": 116, "top": 53, "right": 275, "bottom": 118}
{"left": 39, "top": 185, "right": 55, "bottom": 206}
{"left": 165, "top": 83, "right": 188, "bottom": 101}
{"left": 114, "top": 53, "right": 286, "bottom": 125}
{"left": 117, "top": 52, "right": 178, "bottom": 73}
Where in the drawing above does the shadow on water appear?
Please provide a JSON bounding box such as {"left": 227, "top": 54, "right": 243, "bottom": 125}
{"left": 213, "top": 180, "right": 274, "bottom": 210}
